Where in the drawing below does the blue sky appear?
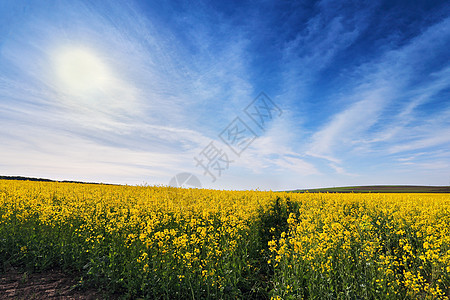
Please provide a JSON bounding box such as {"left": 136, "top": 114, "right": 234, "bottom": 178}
{"left": 0, "top": 0, "right": 449, "bottom": 190}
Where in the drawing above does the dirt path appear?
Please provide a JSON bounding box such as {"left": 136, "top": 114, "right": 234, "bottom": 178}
{"left": 0, "top": 268, "right": 109, "bottom": 299}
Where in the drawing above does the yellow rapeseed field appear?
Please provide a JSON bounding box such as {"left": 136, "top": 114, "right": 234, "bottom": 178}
{"left": 0, "top": 179, "right": 449, "bottom": 299}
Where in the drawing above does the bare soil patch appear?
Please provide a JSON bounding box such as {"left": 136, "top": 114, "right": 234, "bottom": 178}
{"left": 0, "top": 268, "right": 111, "bottom": 299}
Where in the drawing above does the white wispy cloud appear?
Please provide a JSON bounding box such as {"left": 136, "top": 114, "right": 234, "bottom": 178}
{"left": 304, "top": 16, "right": 450, "bottom": 166}
{"left": 0, "top": 1, "right": 256, "bottom": 185}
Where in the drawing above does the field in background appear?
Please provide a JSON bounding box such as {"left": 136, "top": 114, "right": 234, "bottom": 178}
{"left": 1, "top": 180, "right": 449, "bottom": 299}
{"left": 291, "top": 185, "right": 450, "bottom": 193}
{"left": 2, "top": 176, "right": 449, "bottom": 193}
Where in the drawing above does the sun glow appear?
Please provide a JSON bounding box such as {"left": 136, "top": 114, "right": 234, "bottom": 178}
{"left": 54, "top": 47, "right": 112, "bottom": 93}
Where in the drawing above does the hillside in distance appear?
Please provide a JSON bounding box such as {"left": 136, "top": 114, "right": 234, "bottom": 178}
{"left": 0, "top": 175, "right": 109, "bottom": 185}
{"left": 291, "top": 185, "right": 450, "bottom": 193}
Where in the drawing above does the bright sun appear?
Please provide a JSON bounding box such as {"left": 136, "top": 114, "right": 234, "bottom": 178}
{"left": 55, "top": 47, "right": 111, "bottom": 93}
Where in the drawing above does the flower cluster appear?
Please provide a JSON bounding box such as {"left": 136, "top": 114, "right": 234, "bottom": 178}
{"left": 1, "top": 180, "right": 448, "bottom": 299}
{"left": 268, "top": 193, "right": 450, "bottom": 299}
